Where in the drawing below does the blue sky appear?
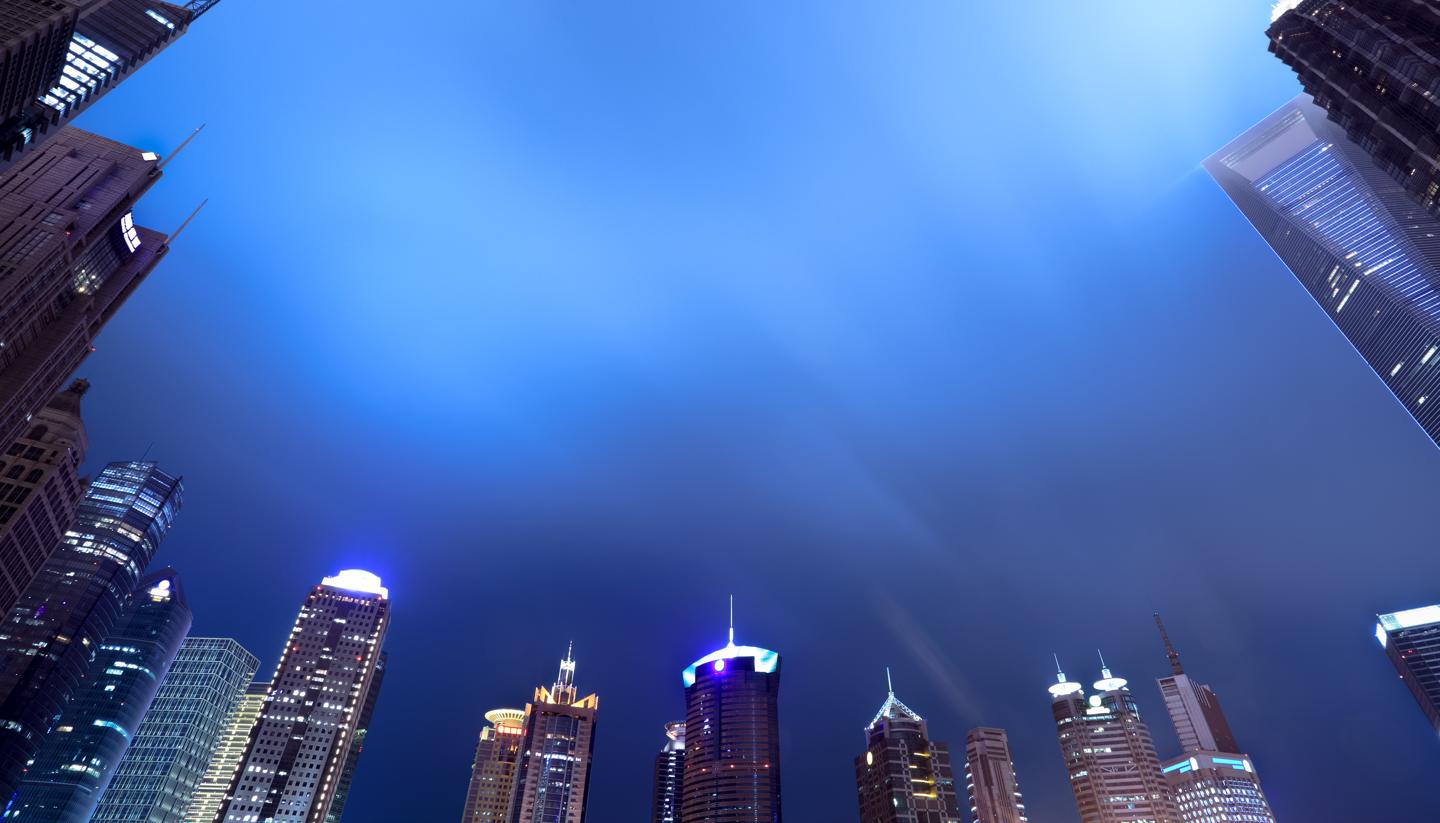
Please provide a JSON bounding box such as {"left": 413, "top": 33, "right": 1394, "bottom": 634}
{"left": 70, "top": 1, "right": 1440, "bottom": 820}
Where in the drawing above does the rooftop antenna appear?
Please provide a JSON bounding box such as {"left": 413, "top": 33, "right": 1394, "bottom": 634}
{"left": 728, "top": 594, "right": 734, "bottom": 645}
{"left": 165, "top": 199, "right": 208, "bottom": 246}
{"left": 1054, "top": 653, "right": 1067, "bottom": 684}
{"left": 886, "top": 667, "right": 894, "bottom": 695}
{"left": 1097, "top": 648, "right": 1111, "bottom": 678}
{"left": 1154, "top": 612, "right": 1184, "bottom": 676}
{"left": 157, "top": 124, "right": 204, "bottom": 171}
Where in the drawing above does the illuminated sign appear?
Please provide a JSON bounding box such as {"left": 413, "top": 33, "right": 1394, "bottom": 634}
{"left": 120, "top": 212, "right": 141, "bottom": 253}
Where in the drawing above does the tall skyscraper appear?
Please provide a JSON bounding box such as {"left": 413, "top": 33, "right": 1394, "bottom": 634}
{"left": 460, "top": 708, "right": 525, "bottom": 823}
{"left": 0, "top": 127, "right": 179, "bottom": 458}
{"left": 1151, "top": 617, "right": 1276, "bottom": 823}
{"left": 325, "top": 650, "right": 386, "bottom": 823}
{"left": 0, "top": 379, "right": 88, "bottom": 614}
{"left": 216, "top": 570, "right": 390, "bottom": 823}
{"left": 91, "top": 637, "right": 259, "bottom": 823}
{"left": 649, "top": 722, "right": 684, "bottom": 823}
{"left": 680, "top": 612, "right": 781, "bottom": 823}
{"left": 1205, "top": 95, "right": 1440, "bottom": 450}
{"left": 1268, "top": 0, "right": 1440, "bottom": 217}
{"left": 1049, "top": 656, "right": 1179, "bottom": 823}
{"left": 508, "top": 646, "right": 598, "bottom": 823}
{"left": 964, "top": 728, "right": 1028, "bottom": 823}
{"left": 5, "top": 569, "right": 191, "bottom": 823}
{"left": 1376, "top": 602, "right": 1440, "bottom": 734}
{"left": 184, "top": 681, "right": 268, "bottom": 823}
{"left": 0, "top": 460, "right": 182, "bottom": 801}
{"left": 853, "top": 671, "right": 962, "bottom": 823}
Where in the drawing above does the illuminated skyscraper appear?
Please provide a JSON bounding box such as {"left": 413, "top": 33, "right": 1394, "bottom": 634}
{"left": 1049, "top": 656, "right": 1179, "bottom": 823}
{"left": 0, "top": 379, "right": 88, "bottom": 613}
{"left": 184, "top": 682, "right": 268, "bottom": 823}
{"left": 964, "top": 728, "right": 1028, "bottom": 823}
{"left": 216, "top": 570, "right": 390, "bottom": 823}
{"left": 853, "top": 671, "right": 962, "bottom": 823}
{"left": 1376, "top": 602, "right": 1440, "bottom": 734}
{"left": 326, "top": 650, "right": 386, "bottom": 823}
{"left": 0, "top": 460, "right": 182, "bottom": 801}
{"left": 1205, "top": 94, "right": 1440, "bottom": 450}
{"left": 460, "top": 708, "right": 525, "bottom": 823}
{"left": 508, "top": 646, "right": 598, "bottom": 823}
{"left": 680, "top": 611, "right": 781, "bottom": 823}
{"left": 649, "top": 722, "right": 684, "bottom": 823}
{"left": 5, "top": 569, "right": 191, "bottom": 823}
{"left": 91, "top": 637, "right": 259, "bottom": 823}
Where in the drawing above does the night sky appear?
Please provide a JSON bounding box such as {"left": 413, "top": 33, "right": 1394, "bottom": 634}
{"left": 61, "top": 1, "right": 1440, "bottom": 821}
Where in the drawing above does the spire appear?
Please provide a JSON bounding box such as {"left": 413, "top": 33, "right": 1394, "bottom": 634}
{"left": 1097, "top": 648, "right": 1110, "bottom": 679}
{"left": 867, "top": 667, "right": 922, "bottom": 730}
{"left": 157, "top": 124, "right": 204, "bottom": 171}
{"left": 552, "top": 642, "right": 577, "bottom": 702}
{"left": 886, "top": 666, "right": 894, "bottom": 695}
{"left": 1154, "top": 612, "right": 1184, "bottom": 676}
{"left": 728, "top": 594, "right": 735, "bottom": 646}
{"left": 1054, "top": 653, "right": 1066, "bottom": 684}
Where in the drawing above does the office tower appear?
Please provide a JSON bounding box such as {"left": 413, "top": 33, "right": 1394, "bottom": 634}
{"left": 325, "top": 650, "right": 385, "bottom": 823}
{"left": 649, "top": 722, "right": 684, "bottom": 823}
{"left": 1268, "top": 0, "right": 1440, "bottom": 217}
{"left": 460, "top": 708, "right": 525, "bottom": 823}
{"left": 964, "top": 728, "right": 1028, "bottom": 823}
{"left": 0, "top": 0, "right": 221, "bottom": 174}
{"left": 0, "top": 460, "right": 182, "bottom": 800}
{"left": 1205, "top": 94, "right": 1440, "bottom": 450}
{"left": 0, "top": 127, "right": 181, "bottom": 459}
{"left": 1049, "top": 657, "right": 1179, "bottom": 823}
{"left": 508, "top": 646, "right": 598, "bottom": 823}
{"left": 854, "top": 672, "right": 962, "bottom": 823}
{"left": 216, "top": 570, "right": 390, "bottom": 823}
{"left": 5, "top": 569, "right": 191, "bottom": 823}
{"left": 0, "top": 379, "right": 87, "bottom": 613}
{"left": 91, "top": 637, "right": 259, "bottom": 823}
{"left": 1151, "top": 617, "right": 1276, "bottom": 823}
{"left": 1376, "top": 602, "right": 1440, "bottom": 733}
{"left": 680, "top": 614, "right": 781, "bottom": 823}
{"left": 184, "top": 681, "right": 268, "bottom": 823}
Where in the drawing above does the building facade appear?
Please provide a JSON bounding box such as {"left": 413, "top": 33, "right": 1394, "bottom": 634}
{"left": 964, "top": 728, "right": 1028, "bottom": 823}
{"left": 5, "top": 569, "right": 191, "bottom": 823}
{"left": 0, "top": 460, "right": 182, "bottom": 801}
{"left": 215, "top": 570, "right": 390, "bottom": 823}
{"left": 649, "top": 722, "right": 684, "bottom": 823}
{"left": 325, "top": 650, "right": 385, "bottom": 823}
{"left": 184, "top": 681, "right": 269, "bottom": 823}
{"left": 1049, "top": 659, "right": 1179, "bottom": 823}
{"left": 853, "top": 675, "right": 962, "bottom": 823}
{"left": 1377, "top": 603, "right": 1440, "bottom": 734}
{"left": 1206, "top": 94, "right": 1440, "bottom": 450}
{"left": 508, "top": 647, "right": 598, "bottom": 823}
{"left": 0, "top": 379, "right": 88, "bottom": 614}
{"left": 91, "top": 637, "right": 259, "bottom": 823}
{"left": 680, "top": 625, "right": 781, "bottom": 823}
{"left": 460, "top": 708, "right": 525, "bottom": 823}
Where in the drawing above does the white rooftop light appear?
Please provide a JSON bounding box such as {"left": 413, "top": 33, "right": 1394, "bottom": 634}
{"left": 322, "top": 569, "right": 388, "bottom": 598}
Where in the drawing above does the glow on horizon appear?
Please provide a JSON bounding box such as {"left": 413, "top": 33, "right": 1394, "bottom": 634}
{"left": 322, "top": 569, "right": 388, "bottom": 598}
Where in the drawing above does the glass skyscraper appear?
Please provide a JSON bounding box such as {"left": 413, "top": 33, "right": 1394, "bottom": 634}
{"left": 1376, "top": 603, "right": 1440, "bottom": 735}
{"left": 5, "top": 569, "right": 191, "bottom": 823}
{"left": 964, "top": 728, "right": 1029, "bottom": 823}
{"left": 0, "top": 460, "right": 183, "bottom": 803}
{"left": 508, "top": 646, "right": 598, "bottom": 823}
{"left": 460, "top": 708, "right": 525, "bottom": 823}
{"left": 853, "top": 673, "right": 962, "bottom": 823}
{"left": 91, "top": 637, "right": 259, "bottom": 823}
{"left": 184, "top": 681, "right": 268, "bottom": 823}
{"left": 1206, "top": 95, "right": 1440, "bottom": 449}
{"left": 649, "top": 722, "right": 684, "bottom": 823}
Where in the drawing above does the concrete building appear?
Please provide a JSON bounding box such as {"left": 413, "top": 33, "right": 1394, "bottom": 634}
{"left": 184, "top": 682, "right": 269, "bottom": 823}
{"left": 649, "top": 722, "right": 684, "bottom": 823}
{"left": 964, "top": 728, "right": 1028, "bottom": 823}
{"left": 460, "top": 708, "right": 525, "bottom": 823}
{"left": 854, "top": 671, "right": 962, "bottom": 823}
{"left": 508, "top": 646, "right": 598, "bottom": 823}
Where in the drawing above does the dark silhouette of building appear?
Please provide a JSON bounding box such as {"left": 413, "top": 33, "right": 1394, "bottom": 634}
{"left": 460, "top": 708, "right": 525, "bottom": 823}
{"left": 1269, "top": 0, "right": 1440, "bottom": 217}
{"left": 854, "top": 671, "right": 962, "bottom": 823}
{"left": 508, "top": 645, "right": 598, "bottom": 823}
{"left": 0, "top": 1, "right": 76, "bottom": 160}
{"left": 964, "top": 728, "right": 1028, "bottom": 823}
{"left": 680, "top": 611, "right": 781, "bottom": 823}
{"left": 0, "top": 379, "right": 88, "bottom": 613}
{"left": 1377, "top": 603, "right": 1440, "bottom": 733}
{"left": 5, "top": 569, "right": 191, "bottom": 822}
{"left": 0, "top": 460, "right": 182, "bottom": 802}
{"left": 650, "top": 722, "right": 684, "bottom": 823}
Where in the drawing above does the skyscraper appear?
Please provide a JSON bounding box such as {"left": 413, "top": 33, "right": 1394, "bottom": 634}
{"left": 5, "top": 569, "right": 191, "bottom": 823}
{"left": 649, "top": 722, "right": 684, "bottom": 823}
{"left": 1049, "top": 656, "right": 1179, "bottom": 823}
{"left": 216, "top": 570, "right": 390, "bottom": 823}
{"left": 0, "top": 460, "right": 182, "bottom": 801}
{"left": 964, "top": 728, "right": 1028, "bottom": 823}
{"left": 0, "top": 379, "right": 88, "bottom": 614}
{"left": 1205, "top": 94, "right": 1440, "bottom": 450}
{"left": 460, "top": 708, "right": 525, "bottom": 823}
{"left": 184, "top": 681, "right": 268, "bottom": 823}
{"left": 1376, "top": 602, "right": 1440, "bottom": 734}
{"left": 1268, "top": 0, "right": 1440, "bottom": 217}
{"left": 91, "top": 637, "right": 259, "bottom": 823}
{"left": 853, "top": 672, "right": 962, "bottom": 823}
{"left": 1151, "top": 616, "right": 1276, "bottom": 823}
{"left": 508, "top": 646, "right": 598, "bottom": 823}
{"left": 679, "top": 613, "right": 781, "bottom": 823}
{"left": 325, "top": 650, "right": 386, "bottom": 823}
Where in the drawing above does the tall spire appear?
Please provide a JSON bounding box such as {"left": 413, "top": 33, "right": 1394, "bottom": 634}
{"left": 1054, "top": 653, "right": 1066, "bottom": 684}
{"left": 1154, "top": 612, "right": 1184, "bottom": 676}
{"left": 552, "top": 642, "right": 577, "bottom": 703}
{"left": 1097, "top": 648, "right": 1110, "bottom": 679}
{"left": 728, "top": 594, "right": 735, "bottom": 646}
{"left": 886, "top": 667, "right": 894, "bottom": 695}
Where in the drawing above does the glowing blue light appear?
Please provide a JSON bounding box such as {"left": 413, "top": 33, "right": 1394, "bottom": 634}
{"left": 321, "top": 569, "right": 388, "bottom": 598}
{"left": 681, "top": 643, "right": 779, "bottom": 686}
{"left": 1376, "top": 622, "right": 1389, "bottom": 648}
{"left": 714, "top": 659, "right": 725, "bottom": 672}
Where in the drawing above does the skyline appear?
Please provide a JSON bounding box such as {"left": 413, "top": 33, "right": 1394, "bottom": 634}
{"left": 28, "top": 0, "right": 1440, "bottom": 821}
